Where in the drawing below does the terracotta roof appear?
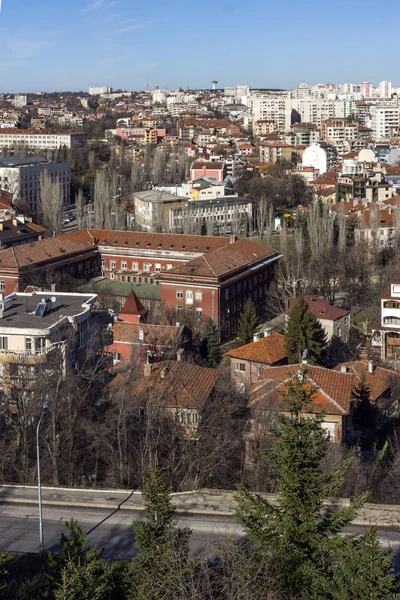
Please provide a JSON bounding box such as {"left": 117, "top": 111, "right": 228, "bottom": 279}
{"left": 333, "top": 360, "right": 400, "bottom": 402}
{"left": 108, "top": 360, "right": 221, "bottom": 409}
{"left": 111, "top": 322, "right": 179, "bottom": 346}
{"left": 162, "top": 239, "right": 279, "bottom": 279}
{"left": 191, "top": 161, "right": 225, "bottom": 170}
{"left": 312, "top": 171, "right": 338, "bottom": 187}
{"left": 0, "top": 236, "right": 93, "bottom": 269}
{"left": 286, "top": 296, "right": 349, "bottom": 321}
{"left": 59, "top": 229, "right": 230, "bottom": 254}
{"left": 249, "top": 364, "right": 353, "bottom": 415}
{"left": 225, "top": 333, "right": 287, "bottom": 365}
{"left": 120, "top": 290, "right": 147, "bottom": 317}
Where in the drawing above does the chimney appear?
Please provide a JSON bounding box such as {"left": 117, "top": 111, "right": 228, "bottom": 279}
{"left": 176, "top": 349, "right": 184, "bottom": 362}
{"left": 368, "top": 360, "right": 374, "bottom": 374}
{"left": 51, "top": 283, "right": 56, "bottom": 292}
{"left": 12, "top": 217, "right": 18, "bottom": 227}
{"left": 144, "top": 364, "right": 152, "bottom": 377}
{"left": 160, "top": 367, "right": 169, "bottom": 379}
{"left": 340, "top": 365, "right": 348, "bottom": 374}
{"left": 0, "top": 223, "right": 3, "bottom": 231}
{"left": 229, "top": 235, "right": 237, "bottom": 244}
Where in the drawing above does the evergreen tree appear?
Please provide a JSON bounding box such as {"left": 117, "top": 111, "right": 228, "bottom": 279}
{"left": 46, "top": 519, "right": 102, "bottom": 587}
{"left": 200, "top": 318, "right": 221, "bottom": 367}
{"left": 54, "top": 559, "right": 127, "bottom": 600}
{"left": 235, "top": 372, "right": 397, "bottom": 599}
{"left": 236, "top": 298, "right": 259, "bottom": 347}
{"left": 131, "top": 469, "right": 196, "bottom": 599}
{"left": 353, "top": 376, "right": 377, "bottom": 432}
{"left": 284, "top": 296, "right": 327, "bottom": 365}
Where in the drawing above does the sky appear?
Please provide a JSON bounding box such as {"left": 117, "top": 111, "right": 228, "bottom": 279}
{"left": 0, "top": 0, "right": 399, "bottom": 93}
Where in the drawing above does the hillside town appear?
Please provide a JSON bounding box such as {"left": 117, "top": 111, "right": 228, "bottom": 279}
{"left": 2, "top": 75, "right": 400, "bottom": 597}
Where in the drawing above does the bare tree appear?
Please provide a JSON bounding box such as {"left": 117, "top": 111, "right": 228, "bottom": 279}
{"left": 39, "top": 170, "right": 64, "bottom": 235}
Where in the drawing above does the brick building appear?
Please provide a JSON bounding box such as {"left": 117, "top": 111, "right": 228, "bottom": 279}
{"left": 0, "top": 230, "right": 280, "bottom": 340}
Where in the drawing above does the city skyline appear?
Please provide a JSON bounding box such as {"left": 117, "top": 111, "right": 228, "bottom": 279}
{"left": 0, "top": 0, "right": 399, "bottom": 92}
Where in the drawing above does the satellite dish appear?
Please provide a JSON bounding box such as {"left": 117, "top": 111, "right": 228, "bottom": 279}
{"left": 51, "top": 296, "right": 57, "bottom": 303}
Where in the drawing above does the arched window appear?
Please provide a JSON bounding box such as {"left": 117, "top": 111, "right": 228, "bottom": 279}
{"left": 384, "top": 316, "right": 400, "bottom": 326}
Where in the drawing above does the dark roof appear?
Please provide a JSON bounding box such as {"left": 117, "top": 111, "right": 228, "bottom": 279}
{"left": 120, "top": 290, "right": 147, "bottom": 317}
{"left": 286, "top": 296, "right": 349, "bottom": 321}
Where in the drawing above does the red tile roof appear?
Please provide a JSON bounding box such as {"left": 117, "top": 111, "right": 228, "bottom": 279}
{"left": 120, "top": 290, "right": 147, "bottom": 317}
{"left": 286, "top": 296, "right": 349, "bottom": 322}
{"left": 111, "top": 322, "right": 180, "bottom": 346}
{"left": 225, "top": 333, "right": 287, "bottom": 365}
{"left": 333, "top": 360, "right": 400, "bottom": 402}
{"left": 0, "top": 236, "right": 93, "bottom": 269}
{"left": 249, "top": 364, "right": 353, "bottom": 415}
{"left": 162, "top": 239, "right": 279, "bottom": 279}
{"left": 108, "top": 360, "right": 221, "bottom": 409}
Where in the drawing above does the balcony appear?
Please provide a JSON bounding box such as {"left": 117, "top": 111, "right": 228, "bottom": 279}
{"left": 0, "top": 341, "right": 66, "bottom": 363}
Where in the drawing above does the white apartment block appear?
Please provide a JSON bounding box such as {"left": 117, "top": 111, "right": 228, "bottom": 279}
{"left": 370, "top": 107, "right": 400, "bottom": 140}
{"left": 251, "top": 94, "right": 292, "bottom": 132}
{"left": 0, "top": 156, "right": 70, "bottom": 212}
{"left": 0, "top": 129, "right": 86, "bottom": 150}
{"left": 296, "top": 99, "right": 355, "bottom": 127}
{"left": 88, "top": 86, "right": 112, "bottom": 95}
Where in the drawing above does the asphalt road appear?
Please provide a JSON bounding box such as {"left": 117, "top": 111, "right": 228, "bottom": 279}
{"left": 0, "top": 503, "right": 241, "bottom": 559}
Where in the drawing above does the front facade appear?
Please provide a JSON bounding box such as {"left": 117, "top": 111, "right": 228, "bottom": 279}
{"left": 0, "top": 156, "right": 71, "bottom": 211}
{"left": 159, "top": 239, "right": 281, "bottom": 340}
{"left": 372, "top": 271, "right": 400, "bottom": 359}
{"left": 0, "top": 130, "right": 86, "bottom": 150}
{"left": 190, "top": 162, "right": 227, "bottom": 183}
{"left": 286, "top": 296, "right": 350, "bottom": 343}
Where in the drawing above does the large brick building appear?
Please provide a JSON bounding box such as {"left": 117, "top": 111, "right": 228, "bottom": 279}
{"left": 0, "top": 229, "right": 280, "bottom": 340}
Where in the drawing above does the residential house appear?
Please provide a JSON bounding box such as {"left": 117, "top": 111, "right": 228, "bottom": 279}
{"left": 107, "top": 360, "right": 221, "bottom": 435}
{"left": 286, "top": 296, "right": 350, "bottom": 343}
{"left": 190, "top": 161, "right": 227, "bottom": 183}
{"left": 0, "top": 217, "right": 46, "bottom": 250}
{"left": 372, "top": 270, "right": 400, "bottom": 359}
{"left": 245, "top": 364, "right": 354, "bottom": 463}
{"left": 225, "top": 332, "right": 288, "bottom": 386}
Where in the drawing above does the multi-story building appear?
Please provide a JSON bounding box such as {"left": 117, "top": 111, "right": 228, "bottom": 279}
{"left": 259, "top": 142, "right": 293, "bottom": 164}
{"left": 302, "top": 142, "right": 338, "bottom": 175}
{"left": 0, "top": 156, "right": 71, "bottom": 212}
{"left": 190, "top": 161, "right": 227, "bottom": 182}
{"left": 370, "top": 107, "right": 400, "bottom": 140}
{"left": 0, "top": 291, "right": 97, "bottom": 384}
{"left": 0, "top": 230, "right": 281, "bottom": 340}
{"left": 169, "top": 196, "right": 253, "bottom": 235}
{"left": 321, "top": 118, "right": 360, "bottom": 142}
{"left": 372, "top": 270, "right": 400, "bottom": 359}
{"left": 11, "top": 94, "right": 28, "bottom": 107}
{"left": 0, "top": 216, "right": 46, "bottom": 250}
{"left": 253, "top": 120, "right": 276, "bottom": 136}
{"left": 251, "top": 94, "right": 292, "bottom": 132}
{"left": 88, "top": 86, "right": 112, "bottom": 95}
{"left": 290, "top": 123, "right": 320, "bottom": 146}
{"left": 132, "top": 190, "right": 187, "bottom": 231}
{"left": 286, "top": 296, "right": 350, "bottom": 343}
{"left": 379, "top": 81, "right": 392, "bottom": 99}
{"left": 0, "top": 130, "right": 86, "bottom": 150}
{"left": 360, "top": 82, "right": 373, "bottom": 99}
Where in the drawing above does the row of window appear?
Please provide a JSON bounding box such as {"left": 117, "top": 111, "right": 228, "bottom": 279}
{"left": 176, "top": 290, "right": 202, "bottom": 303}
{"left": 106, "top": 260, "right": 173, "bottom": 271}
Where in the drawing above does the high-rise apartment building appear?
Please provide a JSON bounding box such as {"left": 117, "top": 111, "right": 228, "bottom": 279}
{"left": 361, "top": 82, "right": 373, "bottom": 99}
{"left": 379, "top": 81, "right": 392, "bottom": 99}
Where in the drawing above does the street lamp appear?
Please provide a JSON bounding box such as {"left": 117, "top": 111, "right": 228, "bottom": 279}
{"left": 37, "top": 403, "right": 48, "bottom": 554}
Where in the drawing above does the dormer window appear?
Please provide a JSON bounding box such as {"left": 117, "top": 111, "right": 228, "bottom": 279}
{"left": 392, "top": 284, "right": 400, "bottom": 297}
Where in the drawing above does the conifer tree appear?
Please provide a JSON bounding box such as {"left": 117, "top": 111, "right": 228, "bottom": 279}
{"left": 236, "top": 298, "right": 259, "bottom": 347}
{"left": 284, "top": 296, "right": 327, "bottom": 364}
{"left": 131, "top": 469, "right": 196, "bottom": 599}
{"left": 353, "top": 376, "right": 377, "bottom": 432}
{"left": 54, "top": 559, "right": 126, "bottom": 600}
{"left": 200, "top": 318, "right": 221, "bottom": 367}
{"left": 235, "top": 372, "right": 397, "bottom": 599}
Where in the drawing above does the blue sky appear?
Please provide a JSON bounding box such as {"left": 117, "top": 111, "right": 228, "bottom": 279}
{"left": 0, "top": 0, "right": 398, "bottom": 92}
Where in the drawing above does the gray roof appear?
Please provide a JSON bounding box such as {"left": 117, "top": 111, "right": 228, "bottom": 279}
{"left": 0, "top": 292, "right": 95, "bottom": 331}
{"left": 0, "top": 156, "right": 49, "bottom": 168}
{"left": 133, "top": 190, "right": 180, "bottom": 203}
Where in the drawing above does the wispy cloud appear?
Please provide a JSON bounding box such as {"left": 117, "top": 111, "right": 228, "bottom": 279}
{"left": 7, "top": 39, "right": 46, "bottom": 59}
{"left": 82, "top": 0, "right": 106, "bottom": 13}
{"left": 113, "top": 21, "right": 151, "bottom": 33}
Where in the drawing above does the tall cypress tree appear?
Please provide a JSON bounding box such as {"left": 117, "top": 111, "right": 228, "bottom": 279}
{"left": 235, "top": 373, "right": 398, "bottom": 599}
{"left": 236, "top": 298, "right": 259, "bottom": 347}
{"left": 285, "top": 296, "right": 327, "bottom": 364}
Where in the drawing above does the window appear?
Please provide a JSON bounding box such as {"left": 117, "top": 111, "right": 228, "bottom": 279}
{"left": 132, "top": 262, "right": 139, "bottom": 271}
{"left": 110, "top": 272, "right": 115, "bottom": 280}
{"left": 36, "top": 337, "right": 46, "bottom": 353}
{"left": 176, "top": 305, "right": 183, "bottom": 313}
{"left": 0, "top": 337, "right": 8, "bottom": 351}
{"left": 0, "top": 282, "right": 5, "bottom": 291}
{"left": 110, "top": 260, "right": 116, "bottom": 268}
{"left": 26, "top": 338, "right": 32, "bottom": 353}
{"left": 167, "top": 263, "right": 173, "bottom": 270}
{"left": 113, "top": 352, "right": 121, "bottom": 363}
{"left": 384, "top": 301, "right": 400, "bottom": 309}
{"left": 78, "top": 321, "right": 87, "bottom": 348}
{"left": 186, "top": 290, "right": 193, "bottom": 305}
{"left": 195, "top": 291, "right": 202, "bottom": 302}
{"left": 139, "top": 330, "right": 144, "bottom": 341}
{"left": 155, "top": 264, "right": 161, "bottom": 272}
{"left": 176, "top": 290, "right": 183, "bottom": 299}
{"left": 196, "top": 307, "right": 203, "bottom": 318}
{"left": 121, "top": 261, "right": 127, "bottom": 270}
{"left": 101, "top": 259, "right": 105, "bottom": 268}
{"left": 236, "top": 363, "right": 246, "bottom": 372}
{"left": 0, "top": 364, "right": 3, "bottom": 379}
{"left": 144, "top": 263, "right": 151, "bottom": 271}
{"left": 384, "top": 316, "right": 400, "bottom": 325}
